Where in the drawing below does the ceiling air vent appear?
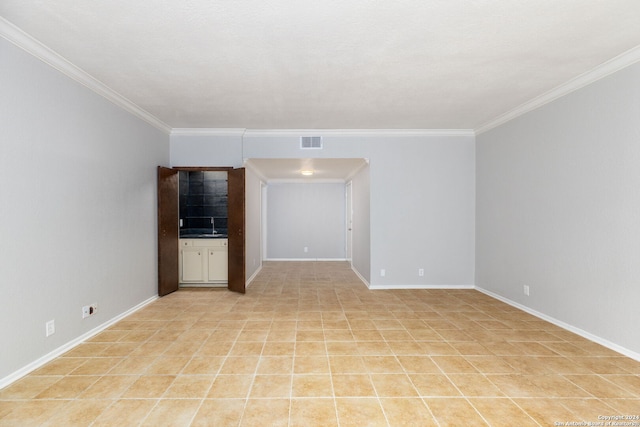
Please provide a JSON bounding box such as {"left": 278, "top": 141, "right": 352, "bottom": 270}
{"left": 300, "top": 136, "right": 323, "bottom": 149}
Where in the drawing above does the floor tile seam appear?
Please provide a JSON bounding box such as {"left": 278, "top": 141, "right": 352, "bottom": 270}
{"left": 234, "top": 349, "right": 263, "bottom": 427}
{"left": 595, "top": 373, "right": 640, "bottom": 395}
{"left": 166, "top": 331, "right": 217, "bottom": 379}
{"left": 499, "top": 396, "right": 550, "bottom": 427}
{"left": 329, "top": 378, "right": 390, "bottom": 426}
{"left": 287, "top": 370, "right": 295, "bottom": 427}
{"left": 161, "top": 359, "right": 215, "bottom": 398}
{"left": 93, "top": 396, "right": 212, "bottom": 401}
{"left": 453, "top": 394, "right": 495, "bottom": 426}
{"left": 318, "top": 326, "right": 341, "bottom": 427}
{"left": 0, "top": 397, "right": 79, "bottom": 402}
{"left": 199, "top": 343, "right": 232, "bottom": 397}
{"left": 88, "top": 329, "right": 158, "bottom": 345}
{"left": 562, "top": 372, "right": 636, "bottom": 399}
{"left": 430, "top": 359, "right": 468, "bottom": 403}
{"left": 31, "top": 372, "right": 105, "bottom": 401}
{"left": 556, "top": 398, "right": 616, "bottom": 422}
{"left": 201, "top": 396, "right": 331, "bottom": 401}
{"left": 430, "top": 375, "right": 509, "bottom": 400}
{"left": 53, "top": 372, "right": 159, "bottom": 382}
{"left": 515, "top": 396, "right": 615, "bottom": 400}
{"left": 134, "top": 396, "right": 165, "bottom": 426}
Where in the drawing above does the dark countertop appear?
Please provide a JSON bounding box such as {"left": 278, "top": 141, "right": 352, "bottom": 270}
{"left": 180, "top": 234, "right": 228, "bottom": 238}
{"left": 180, "top": 228, "right": 228, "bottom": 239}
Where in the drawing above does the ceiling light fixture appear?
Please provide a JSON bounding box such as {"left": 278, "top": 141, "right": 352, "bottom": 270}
{"left": 301, "top": 170, "right": 314, "bottom": 176}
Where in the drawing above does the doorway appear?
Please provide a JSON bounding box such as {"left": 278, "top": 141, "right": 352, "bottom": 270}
{"left": 244, "top": 158, "right": 367, "bottom": 263}
{"left": 157, "top": 166, "right": 246, "bottom": 296}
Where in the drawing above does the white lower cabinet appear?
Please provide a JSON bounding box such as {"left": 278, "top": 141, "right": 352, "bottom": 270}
{"left": 179, "top": 239, "right": 228, "bottom": 285}
{"left": 181, "top": 246, "right": 205, "bottom": 282}
{"left": 208, "top": 245, "right": 228, "bottom": 282}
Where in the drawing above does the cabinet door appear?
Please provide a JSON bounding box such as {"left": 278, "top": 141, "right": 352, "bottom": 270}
{"left": 227, "top": 168, "right": 245, "bottom": 293}
{"left": 208, "top": 247, "right": 228, "bottom": 282}
{"left": 181, "top": 248, "right": 204, "bottom": 282}
{"left": 158, "top": 167, "right": 179, "bottom": 296}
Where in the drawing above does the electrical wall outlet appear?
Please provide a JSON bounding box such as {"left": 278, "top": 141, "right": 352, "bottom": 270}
{"left": 523, "top": 285, "right": 530, "bottom": 296}
{"left": 304, "top": 246, "right": 308, "bottom": 253}
{"left": 418, "top": 268, "right": 424, "bottom": 277}
{"left": 82, "top": 304, "right": 98, "bottom": 319}
{"left": 380, "top": 269, "right": 386, "bottom": 277}
{"left": 45, "top": 319, "right": 55, "bottom": 337}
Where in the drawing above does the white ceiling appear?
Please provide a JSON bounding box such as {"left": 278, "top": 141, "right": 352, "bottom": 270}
{"left": 2, "top": 1, "right": 640, "bottom": 131}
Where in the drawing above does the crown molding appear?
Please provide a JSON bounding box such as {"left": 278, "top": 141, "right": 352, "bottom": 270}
{"left": 6, "top": 11, "right": 639, "bottom": 139}
{"left": 0, "top": 17, "right": 172, "bottom": 134}
{"left": 476, "top": 45, "right": 640, "bottom": 135}
{"left": 171, "top": 128, "right": 247, "bottom": 136}
{"left": 170, "top": 128, "right": 475, "bottom": 138}
{"left": 243, "top": 129, "right": 475, "bottom": 138}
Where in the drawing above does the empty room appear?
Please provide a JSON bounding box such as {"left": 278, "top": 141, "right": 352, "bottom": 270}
{"left": 1, "top": 1, "right": 639, "bottom": 426}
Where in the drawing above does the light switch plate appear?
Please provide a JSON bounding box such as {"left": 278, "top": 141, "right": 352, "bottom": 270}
{"left": 45, "top": 320, "right": 55, "bottom": 337}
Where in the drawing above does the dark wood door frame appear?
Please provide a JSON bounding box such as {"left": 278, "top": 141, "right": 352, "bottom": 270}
{"left": 172, "top": 167, "right": 234, "bottom": 172}
{"left": 227, "top": 168, "right": 246, "bottom": 293}
{"left": 157, "top": 167, "right": 179, "bottom": 296}
{"left": 157, "top": 166, "right": 245, "bottom": 296}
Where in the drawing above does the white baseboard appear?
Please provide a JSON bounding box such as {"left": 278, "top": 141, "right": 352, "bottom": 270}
{"left": 475, "top": 286, "right": 640, "bottom": 362}
{"left": 5, "top": 282, "right": 636, "bottom": 391}
{"left": 264, "top": 258, "right": 348, "bottom": 262}
{"left": 350, "top": 266, "right": 370, "bottom": 287}
{"left": 0, "top": 295, "right": 159, "bottom": 389}
{"left": 179, "top": 284, "right": 226, "bottom": 288}
{"left": 245, "top": 264, "right": 263, "bottom": 289}
{"left": 368, "top": 283, "right": 474, "bottom": 290}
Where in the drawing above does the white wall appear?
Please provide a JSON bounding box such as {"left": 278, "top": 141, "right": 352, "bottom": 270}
{"left": 0, "top": 38, "right": 169, "bottom": 383}
{"left": 267, "top": 183, "right": 347, "bottom": 259}
{"left": 350, "top": 164, "right": 371, "bottom": 283}
{"left": 242, "top": 133, "right": 476, "bottom": 288}
{"left": 366, "top": 137, "right": 475, "bottom": 288}
{"left": 170, "top": 133, "right": 243, "bottom": 168}
{"left": 476, "top": 61, "right": 640, "bottom": 357}
{"left": 245, "top": 166, "right": 263, "bottom": 279}
{"left": 173, "top": 132, "right": 476, "bottom": 287}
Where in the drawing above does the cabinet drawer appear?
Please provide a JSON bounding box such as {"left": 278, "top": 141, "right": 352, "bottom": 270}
{"left": 192, "top": 239, "right": 215, "bottom": 247}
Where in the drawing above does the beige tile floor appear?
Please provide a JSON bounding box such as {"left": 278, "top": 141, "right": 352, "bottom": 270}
{"left": 1, "top": 261, "right": 639, "bottom": 426}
